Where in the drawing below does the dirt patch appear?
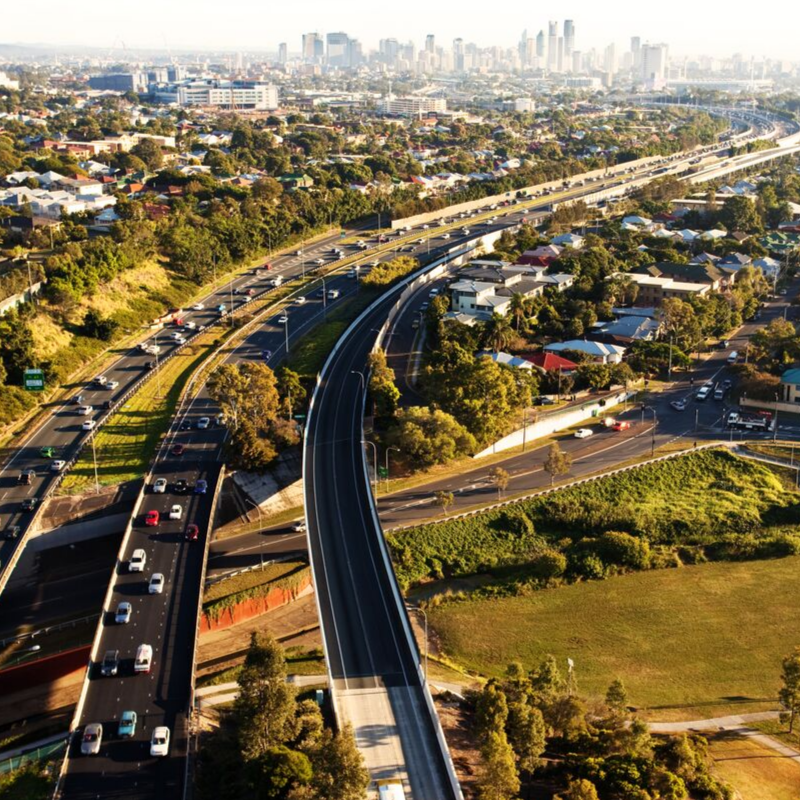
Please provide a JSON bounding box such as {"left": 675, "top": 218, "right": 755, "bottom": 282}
{"left": 197, "top": 592, "right": 321, "bottom": 677}
{"left": 435, "top": 698, "right": 480, "bottom": 799}
{"left": 38, "top": 481, "right": 139, "bottom": 531}
{"left": 0, "top": 668, "right": 83, "bottom": 732}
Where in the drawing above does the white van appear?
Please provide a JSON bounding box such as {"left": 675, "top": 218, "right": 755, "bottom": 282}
{"left": 134, "top": 644, "right": 153, "bottom": 673}
{"left": 727, "top": 351, "right": 739, "bottom": 364}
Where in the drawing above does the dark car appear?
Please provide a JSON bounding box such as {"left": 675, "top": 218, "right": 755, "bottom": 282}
{"left": 21, "top": 498, "right": 38, "bottom": 512}
{"left": 72, "top": 394, "right": 85, "bottom": 405}
{"left": 185, "top": 524, "right": 199, "bottom": 541}
{"left": 102, "top": 400, "right": 112, "bottom": 410}
{"left": 3, "top": 525, "right": 21, "bottom": 540}
{"left": 18, "top": 469, "right": 35, "bottom": 485}
{"left": 174, "top": 479, "right": 189, "bottom": 494}
{"left": 171, "top": 443, "right": 185, "bottom": 456}
{"left": 194, "top": 479, "right": 208, "bottom": 495}
{"left": 100, "top": 649, "right": 119, "bottom": 677}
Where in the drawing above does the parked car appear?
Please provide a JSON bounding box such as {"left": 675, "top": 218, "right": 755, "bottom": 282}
{"left": 150, "top": 726, "right": 170, "bottom": 757}
{"left": 81, "top": 723, "right": 103, "bottom": 755}
{"left": 100, "top": 649, "right": 119, "bottom": 677}
{"left": 115, "top": 602, "right": 132, "bottom": 624}
{"left": 145, "top": 510, "right": 160, "bottom": 527}
{"left": 129, "top": 549, "right": 146, "bottom": 572}
{"left": 148, "top": 573, "right": 165, "bottom": 594}
{"left": 118, "top": 711, "right": 137, "bottom": 738}
{"left": 169, "top": 505, "right": 182, "bottom": 520}
{"left": 153, "top": 478, "right": 167, "bottom": 494}
{"left": 574, "top": 428, "right": 594, "bottom": 439}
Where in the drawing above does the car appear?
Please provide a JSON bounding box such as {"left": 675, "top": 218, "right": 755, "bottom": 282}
{"left": 118, "top": 711, "right": 137, "bottom": 738}
{"left": 533, "top": 396, "right": 556, "bottom": 406}
{"left": 3, "top": 525, "right": 21, "bottom": 540}
{"left": 420, "top": 302, "right": 429, "bottom": 312}
{"left": 429, "top": 288, "right": 440, "bottom": 297}
{"left": 153, "top": 477, "right": 167, "bottom": 494}
{"left": 197, "top": 417, "right": 210, "bottom": 429}
{"left": 39, "top": 446, "right": 56, "bottom": 458}
{"left": 780, "top": 289, "right": 788, "bottom": 296}
{"left": 129, "top": 548, "right": 146, "bottom": 572}
{"left": 148, "top": 573, "right": 165, "bottom": 594}
{"left": 347, "top": 270, "right": 357, "bottom": 278}
{"left": 82, "top": 420, "right": 96, "bottom": 431}
{"left": 314, "top": 258, "right": 325, "bottom": 266}
{"left": 93, "top": 376, "right": 108, "bottom": 387}
{"left": 21, "top": 498, "right": 37, "bottom": 512}
{"left": 174, "top": 335, "right": 186, "bottom": 344}
{"left": 107, "top": 380, "right": 119, "bottom": 390}
{"left": 77, "top": 405, "right": 93, "bottom": 416}
{"left": 150, "top": 726, "right": 170, "bottom": 757}
{"left": 240, "top": 297, "right": 251, "bottom": 304}
{"left": 611, "top": 420, "right": 631, "bottom": 432}
{"left": 194, "top": 479, "right": 208, "bottom": 495}
{"left": 185, "top": 524, "right": 199, "bottom": 541}
{"left": 102, "top": 400, "right": 113, "bottom": 410}
{"left": 174, "top": 479, "right": 188, "bottom": 495}
{"left": 180, "top": 419, "right": 192, "bottom": 431}
{"left": 81, "top": 723, "right": 103, "bottom": 756}
{"left": 574, "top": 428, "right": 594, "bottom": 439}
{"left": 247, "top": 288, "right": 256, "bottom": 296}
{"left": 292, "top": 520, "right": 307, "bottom": 532}
{"left": 172, "top": 443, "right": 185, "bottom": 456}
{"left": 184, "top": 321, "right": 196, "bottom": 330}
{"left": 670, "top": 398, "right": 688, "bottom": 412}
{"left": 695, "top": 385, "right": 712, "bottom": 401}
{"left": 18, "top": 468, "right": 35, "bottom": 485}
{"left": 145, "top": 509, "right": 160, "bottom": 527}
{"left": 327, "top": 289, "right": 340, "bottom": 300}
{"left": 193, "top": 303, "right": 204, "bottom": 311}
{"left": 295, "top": 296, "right": 307, "bottom": 305}
{"left": 441, "top": 233, "right": 450, "bottom": 239}
{"left": 100, "top": 649, "right": 119, "bottom": 677}
{"left": 232, "top": 287, "right": 241, "bottom": 295}
{"left": 50, "top": 459, "right": 67, "bottom": 472}
{"left": 114, "top": 602, "right": 132, "bottom": 624}
{"left": 171, "top": 331, "right": 184, "bottom": 341}
{"left": 169, "top": 504, "right": 183, "bottom": 520}
{"left": 135, "top": 643, "right": 153, "bottom": 673}
{"left": 278, "top": 314, "right": 289, "bottom": 324}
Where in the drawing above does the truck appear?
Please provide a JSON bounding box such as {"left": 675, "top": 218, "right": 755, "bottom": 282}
{"left": 726, "top": 411, "right": 773, "bottom": 432}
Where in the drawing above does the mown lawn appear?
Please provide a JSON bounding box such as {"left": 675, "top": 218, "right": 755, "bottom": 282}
{"left": 707, "top": 733, "right": 800, "bottom": 800}
{"left": 58, "top": 329, "right": 225, "bottom": 494}
{"left": 428, "top": 556, "right": 800, "bottom": 720}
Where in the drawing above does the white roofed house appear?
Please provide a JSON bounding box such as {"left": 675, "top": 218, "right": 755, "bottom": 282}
{"left": 550, "top": 232, "right": 585, "bottom": 249}
{"left": 448, "top": 279, "right": 513, "bottom": 319}
{"left": 752, "top": 257, "right": 781, "bottom": 281}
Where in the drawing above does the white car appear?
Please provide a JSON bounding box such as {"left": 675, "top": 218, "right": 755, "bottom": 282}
{"left": 574, "top": 428, "right": 594, "bottom": 439}
{"left": 173, "top": 335, "right": 186, "bottom": 345}
{"left": 78, "top": 405, "right": 93, "bottom": 416}
{"left": 278, "top": 314, "right": 289, "bottom": 324}
{"left": 441, "top": 233, "right": 450, "bottom": 239}
{"left": 153, "top": 478, "right": 167, "bottom": 494}
{"left": 193, "top": 303, "right": 204, "bottom": 311}
{"left": 148, "top": 573, "right": 165, "bottom": 594}
{"left": 292, "top": 520, "right": 307, "bottom": 532}
{"left": 171, "top": 332, "right": 184, "bottom": 341}
{"left": 129, "top": 549, "right": 146, "bottom": 572}
{"left": 107, "top": 380, "right": 119, "bottom": 390}
{"left": 115, "top": 602, "right": 132, "bottom": 624}
{"left": 50, "top": 459, "right": 67, "bottom": 472}
{"left": 150, "top": 726, "right": 170, "bottom": 757}
{"left": 169, "top": 505, "right": 182, "bottom": 520}
{"left": 184, "top": 321, "right": 196, "bottom": 330}
{"left": 82, "top": 420, "right": 96, "bottom": 431}
{"left": 197, "top": 417, "right": 210, "bottom": 430}
{"left": 295, "top": 296, "right": 307, "bottom": 305}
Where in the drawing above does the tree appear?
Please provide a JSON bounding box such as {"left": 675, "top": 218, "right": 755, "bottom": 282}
{"left": 506, "top": 699, "right": 546, "bottom": 774}
{"left": 235, "top": 633, "right": 296, "bottom": 759}
{"left": 306, "top": 724, "right": 370, "bottom": 800}
{"left": 481, "top": 313, "right": 514, "bottom": 353}
{"left": 434, "top": 490, "right": 455, "bottom": 516}
{"left": 276, "top": 366, "right": 306, "bottom": 417}
{"left": 245, "top": 745, "right": 313, "bottom": 800}
{"left": 509, "top": 293, "right": 528, "bottom": 332}
{"left": 719, "top": 196, "right": 762, "bottom": 234}
{"left": 557, "top": 779, "right": 600, "bottom": 800}
{"left": 478, "top": 730, "right": 520, "bottom": 800}
{"left": 606, "top": 678, "right": 629, "bottom": 711}
{"left": 779, "top": 645, "right": 800, "bottom": 733}
{"left": 489, "top": 466, "right": 510, "bottom": 499}
{"left": 389, "top": 407, "right": 476, "bottom": 469}
{"left": 82, "top": 309, "right": 118, "bottom": 342}
{"left": 368, "top": 349, "right": 400, "bottom": 419}
{"left": 543, "top": 442, "right": 572, "bottom": 486}
{"left": 130, "top": 138, "right": 164, "bottom": 171}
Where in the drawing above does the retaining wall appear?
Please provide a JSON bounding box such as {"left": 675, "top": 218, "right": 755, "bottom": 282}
{"left": 0, "top": 645, "right": 90, "bottom": 696}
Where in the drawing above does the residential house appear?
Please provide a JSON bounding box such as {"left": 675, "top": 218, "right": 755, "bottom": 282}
{"left": 544, "top": 340, "right": 626, "bottom": 364}
{"left": 592, "top": 315, "right": 661, "bottom": 345}
{"left": 752, "top": 256, "right": 781, "bottom": 281}
{"left": 477, "top": 351, "right": 534, "bottom": 370}
{"left": 278, "top": 173, "right": 314, "bottom": 189}
{"left": 550, "top": 232, "right": 584, "bottom": 249}
{"left": 524, "top": 352, "right": 579, "bottom": 374}
{"left": 449, "top": 280, "right": 514, "bottom": 318}
{"left": 631, "top": 261, "right": 731, "bottom": 291}
{"left": 779, "top": 368, "right": 800, "bottom": 405}
{"left": 618, "top": 273, "right": 712, "bottom": 306}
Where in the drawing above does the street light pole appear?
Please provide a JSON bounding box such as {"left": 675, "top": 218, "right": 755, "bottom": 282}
{"left": 774, "top": 392, "right": 780, "bottom": 442}
{"left": 667, "top": 334, "right": 674, "bottom": 382}
{"left": 362, "top": 439, "right": 378, "bottom": 488}
{"left": 651, "top": 408, "right": 657, "bottom": 456}
{"left": 284, "top": 317, "right": 290, "bottom": 356}
{"left": 385, "top": 446, "right": 400, "bottom": 489}
{"left": 244, "top": 497, "right": 264, "bottom": 567}
{"left": 351, "top": 370, "right": 366, "bottom": 394}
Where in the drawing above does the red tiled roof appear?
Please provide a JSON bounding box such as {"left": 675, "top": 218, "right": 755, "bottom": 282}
{"left": 523, "top": 352, "right": 580, "bottom": 371}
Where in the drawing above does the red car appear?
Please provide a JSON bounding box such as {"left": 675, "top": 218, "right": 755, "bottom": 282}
{"left": 171, "top": 443, "right": 185, "bottom": 456}
{"left": 612, "top": 420, "right": 631, "bottom": 432}
{"left": 185, "top": 524, "right": 199, "bottom": 542}
{"left": 145, "top": 510, "right": 160, "bottom": 527}
{"left": 247, "top": 288, "right": 256, "bottom": 296}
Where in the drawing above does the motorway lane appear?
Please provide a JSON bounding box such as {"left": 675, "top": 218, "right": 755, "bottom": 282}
{"left": 306, "top": 291, "right": 455, "bottom": 798}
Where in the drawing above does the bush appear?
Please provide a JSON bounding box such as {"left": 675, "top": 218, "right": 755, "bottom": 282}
{"left": 529, "top": 550, "right": 568, "bottom": 581}
{"left": 596, "top": 531, "right": 651, "bottom": 570}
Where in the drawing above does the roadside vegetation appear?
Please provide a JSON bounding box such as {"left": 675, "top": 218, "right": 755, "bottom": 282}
{"left": 389, "top": 449, "right": 800, "bottom": 592}
{"left": 196, "top": 633, "right": 368, "bottom": 800}
{"left": 0, "top": 764, "right": 53, "bottom": 800}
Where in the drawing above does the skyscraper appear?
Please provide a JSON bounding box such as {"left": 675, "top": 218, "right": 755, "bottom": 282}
{"left": 425, "top": 34, "right": 435, "bottom": 54}
{"left": 302, "top": 32, "right": 323, "bottom": 62}
{"left": 548, "top": 21, "right": 558, "bottom": 71}
{"left": 278, "top": 43, "right": 288, "bottom": 65}
{"left": 631, "top": 36, "right": 642, "bottom": 71}
{"left": 536, "top": 30, "right": 545, "bottom": 59}
{"left": 563, "top": 19, "right": 575, "bottom": 58}
{"left": 641, "top": 43, "right": 669, "bottom": 88}
{"left": 326, "top": 32, "right": 350, "bottom": 68}
{"left": 453, "top": 38, "right": 465, "bottom": 72}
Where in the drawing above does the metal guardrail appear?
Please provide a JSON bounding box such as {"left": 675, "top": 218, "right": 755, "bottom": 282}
{"left": 0, "top": 736, "right": 67, "bottom": 775}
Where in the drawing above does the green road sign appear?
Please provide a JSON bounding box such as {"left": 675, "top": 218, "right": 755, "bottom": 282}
{"left": 294, "top": 414, "right": 307, "bottom": 420}
{"left": 24, "top": 368, "right": 45, "bottom": 392}
{"left": 377, "top": 467, "right": 389, "bottom": 478}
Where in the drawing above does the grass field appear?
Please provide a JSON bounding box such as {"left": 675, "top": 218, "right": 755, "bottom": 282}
{"left": 204, "top": 561, "right": 306, "bottom": 604}
{"left": 428, "top": 556, "right": 800, "bottom": 721}
{"left": 707, "top": 733, "right": 800, "bottom": 800}
{"left": 58, "top": 329, "right": 225, "bottom": 494}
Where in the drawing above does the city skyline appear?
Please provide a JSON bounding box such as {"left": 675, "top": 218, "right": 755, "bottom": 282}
{"left": 2, "top": 0, "right": 797, "bottom": 60}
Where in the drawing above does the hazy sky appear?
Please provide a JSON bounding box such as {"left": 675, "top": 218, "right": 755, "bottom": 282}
{"left": 3, "top": 0, "right": 797, "bottom": 60}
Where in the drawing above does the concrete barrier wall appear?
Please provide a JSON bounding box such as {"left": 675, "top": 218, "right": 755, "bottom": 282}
{"left": 474, "top": 390, "right": 632, "bottom": 459}
{"left": 0, "top": 645, "right": 90, "bottom": 696}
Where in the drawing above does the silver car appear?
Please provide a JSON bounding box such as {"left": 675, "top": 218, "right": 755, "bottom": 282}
{"left": 81, "top": 723, "right": 103, "bottom": 755}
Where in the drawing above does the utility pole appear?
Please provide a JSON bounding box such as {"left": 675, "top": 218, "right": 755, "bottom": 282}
{"left": 667, "top": 334, "right": 674, "bottom": 382}
{"left": 284, "top": 317, "right": 289, "bottom": 356}
{"left": 91, "top": 434, "right": 100, "bottom": 495}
